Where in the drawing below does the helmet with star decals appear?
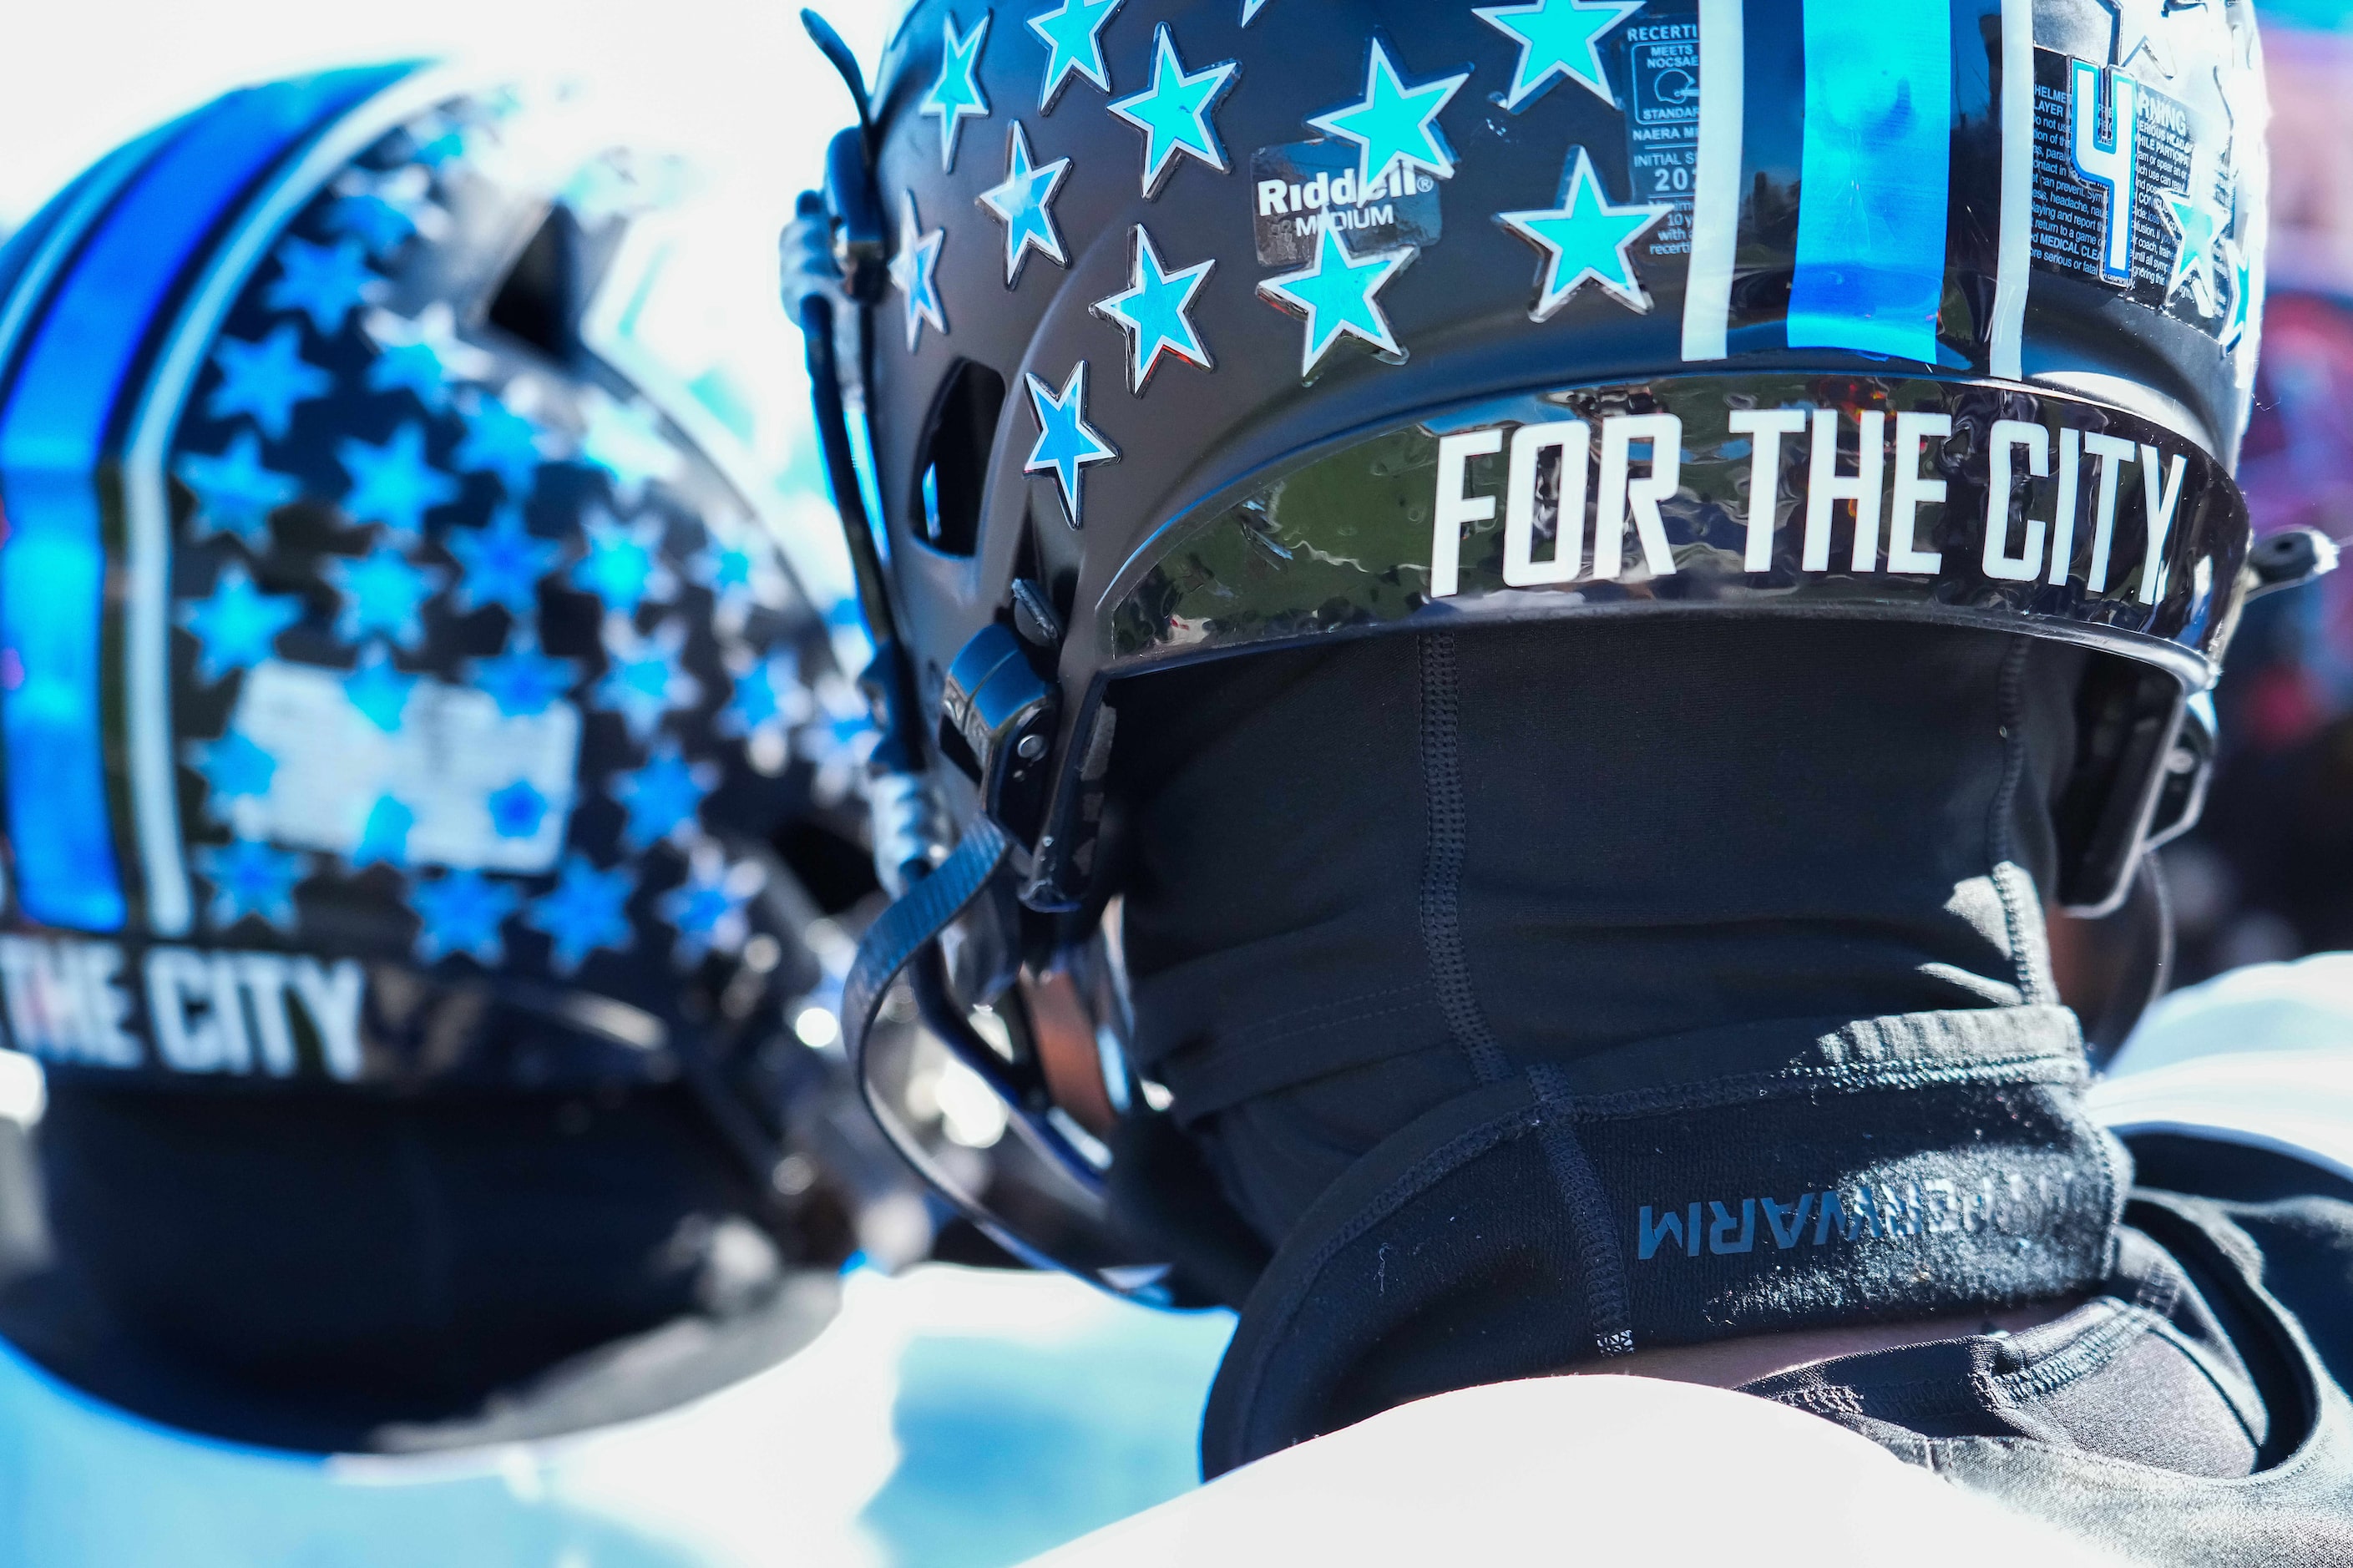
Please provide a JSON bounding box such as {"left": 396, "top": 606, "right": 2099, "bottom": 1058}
{"left": 0, "top": 64, "right": 883, "bottom": 1193}
{"left": 786, "top": 0, "right": 2326, "bottom": 1298}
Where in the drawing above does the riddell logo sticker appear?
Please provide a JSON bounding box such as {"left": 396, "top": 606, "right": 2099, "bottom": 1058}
{"left": 1250, "top": 139, "right": 1442, "bottom": 266}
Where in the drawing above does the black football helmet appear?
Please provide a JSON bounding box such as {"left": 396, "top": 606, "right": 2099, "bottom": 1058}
{"left": 787, "top": 0, "right": 2325, "bottom": 1297}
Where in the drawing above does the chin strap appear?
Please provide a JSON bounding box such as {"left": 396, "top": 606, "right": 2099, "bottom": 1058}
{"left": 839, "top": 812, "right": 1118, "bottom": 1206}
{"left": 840, "top": 815, "right": 1013, "bottom": 1073}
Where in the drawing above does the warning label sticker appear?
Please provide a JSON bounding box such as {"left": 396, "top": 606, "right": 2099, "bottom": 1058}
{"left": 1621, "top": 10, "right": 1698, "bottom": 263}
{"left": 2030, "top": 47, "right": 2236, "bottom": 336}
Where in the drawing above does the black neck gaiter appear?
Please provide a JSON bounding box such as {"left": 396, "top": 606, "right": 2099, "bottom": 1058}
{"left": 1111, "top": 620, "right": 2128, "bottom": 1474}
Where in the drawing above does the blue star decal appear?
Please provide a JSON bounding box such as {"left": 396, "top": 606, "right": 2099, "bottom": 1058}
{"left": 1475, "top": 0, "right": 1644, "bottom": 113}
{"left": 180, "top": 561, "right": 304, "bottom": 682}
{"left": 922, "top": 11, "right": 994, "bottom": 172}
{"left": 2220, "top": 235, "right": 2254, "bottom": 352}
{"left": 1092, "top": 225, "right": 1216, "bottom": 392}
{"left": 344, "top": 644, "right": 419, "bottom": 731}
{"left": 328, "top": 544, "right": 443, "bottom": 650}
{"left": 198, "top": 837, "right": 305, "bottom": 932}
{"left": 686, "top": 522, "right": 777, "bottom": 621}
{"left": 363, "top": 304, "right": 493, "bottom": 413}
{"left": 352, "top": 794, "right": 415, "bottom": 868}
{"left": 1498, "top": 147, "right": 1672, "bottom": 320}
{"left": 468, "top": 628, "right": 580, "bottom": 718}
{"left": 660, "top": 850, "right": 764, "bottom": 966}
{"left": 1107, "top": 24, "right": 1240, "bottom": 199}
{"left": 803, "top": 675, "right": 880, "bottom": 797}
{"left": 339, "top": 421, "right": 461, "bottom": 543}
{"left": 407, "top": 113, "right": 480, "bottom": 170}
{"left": 175, "top": 431, "right": 299, "bottom": 548}
{"left": 526, "top": 854, "right": 636, "bottom": 974}
{"left": 613, "top": 743, "right": 717, "bottom": 850}
{"left": 1243, "top": 0, "right": 1272, "bottom": 19}
{"left": 412, "top": 868, "right": 520, "bottom": 964}
{"left": 702, "top": 539, "right": 754, "bottom": 596}
{"left": 486, "top": 779, "right": 550, "bottom": 839}
{"left": 448, "top": 505, "right": 564, "bottom": 618}
{"left": 2159, "top": 181, "right": 2227, "bottom": 317}
{"left": 1022, "top": 361, "right": 1119, "bottom": 528}
{"left": 206, "top": 323, "right": 331, "bottom": 440}
{"left": 190, "top": 731, "right": 276, "bottom": 806}
{"left": 455, "top": 392, "right": 547, "bottom": 498}
{"left": 367, "top": 341, "right": 451, "bottom": 412}
{"left": 889, "top": 192, "right": 950, "bottom": 352}
{"left": 1307, "top": 40, "right": 1470, "bottom": 193}
{"left": 328, "top": 191, "right": 417, "bottom": 256}
{"left": 1028, "top": 0, "right": 1124, "bottom": 111}
{"left": 695, "top": 531, "right": 785, "bottom": 638}
{"left": 571, "top": 511, "right": 676, "bottom": 618}
{"left": 595, "top": 620, "right": 701, "bottom": 741}
{"left": 264, "top": 236, "right": 379, "bottom": 335}
{"left": 1256, "top": 223, "right": 1413, "bottom": 378}
{"left": 720, "top": 650, "right": 803, "bottom": 746}
{"left": 326, "top": 166, "right": 435, "bottom": 257}
{"left": 979, "top": 122, "right": 1072, "bottom": 285}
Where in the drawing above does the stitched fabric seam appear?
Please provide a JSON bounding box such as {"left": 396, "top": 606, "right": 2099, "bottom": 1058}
{"left": 1558, "top": 1051, "right": 2082, "bottom": 1120}
{"left": 1529, "top": 1063, "right": 1636, "bottom": 1355}
{"left": 1415, "top": 632, "right": 1510, "bottom": 1086}
{"left": 1981, "top": 1302, "right": 2156, "bottom": 1409}
{"left": 1986, "top": 635, "right": 2052, "bottom": 1007}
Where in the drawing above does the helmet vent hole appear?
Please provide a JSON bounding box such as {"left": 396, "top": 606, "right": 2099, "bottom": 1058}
{"left": 913, "top": 360, "right": 1004, "bottom": 557}
{"left": 487, "top": 207, "right": 577, "bottom": 362}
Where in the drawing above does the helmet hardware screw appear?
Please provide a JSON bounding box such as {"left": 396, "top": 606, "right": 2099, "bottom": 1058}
{"left": 1011, "top": 578, "right": 1065, "bottom": 650}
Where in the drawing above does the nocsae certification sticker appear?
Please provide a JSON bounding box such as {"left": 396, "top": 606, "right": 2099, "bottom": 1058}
{"left": 1622, "top": 9, "right": 1698, "bottom": 262}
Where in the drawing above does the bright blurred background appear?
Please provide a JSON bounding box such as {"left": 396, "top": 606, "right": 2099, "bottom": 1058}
{"left": 0, "top": 0, "right": 898, "bottom": 663}
{"left": 0, "top": 2, "right": 891, "bottom": 224}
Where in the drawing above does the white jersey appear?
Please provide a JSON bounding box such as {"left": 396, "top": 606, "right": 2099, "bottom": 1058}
{"left": 1023, "top": 955, "right": 2353, "bottom": 1568}
{"left": 0, "top": 1263, "right": 1232, "bottom": 1568}
{"left": 2087, "top": 951, "right": 2353, "bottom": 1182}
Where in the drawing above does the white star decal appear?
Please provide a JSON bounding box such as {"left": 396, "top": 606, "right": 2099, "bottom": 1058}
{"left": 888, "top": 191, "right": 949, "bottom": 352}
{"left": 2103, "top": 0, "right": 2175, "bottom": 78}
{"left": 921, "top": 11, "right": 994, "bottom": 172}
{"left": 977, "top": 121, "right": 1072, "bottom": 286}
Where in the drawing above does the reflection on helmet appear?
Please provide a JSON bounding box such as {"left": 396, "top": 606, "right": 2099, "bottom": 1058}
{"left": 0, "top": 65, "right": 878, "bottom": 1151}
{"left": 792, "top": 0, "right": 2301, "bottom": 1300}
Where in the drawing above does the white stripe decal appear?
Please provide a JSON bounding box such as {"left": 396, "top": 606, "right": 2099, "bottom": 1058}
{"left": 1681, "top": 0, "right": 1744, "bottom": 362}
{"left": 1989, "top": 0, "right": 2036, "bottom": 381}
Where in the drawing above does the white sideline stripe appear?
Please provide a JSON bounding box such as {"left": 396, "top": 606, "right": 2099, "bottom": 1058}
{"left": 1680, "top": 0, "right": 1744, "bottom": 362}
{"left": 1989, "top": 0, "right": 2036, "bottom": 381}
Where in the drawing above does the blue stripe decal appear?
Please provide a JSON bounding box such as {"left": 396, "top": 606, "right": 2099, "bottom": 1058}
{"left": 0, "top": 68, "right": 397, "bottom": 930}
{"left": 1785, "top": 0, "right": 1952, "bottom": 362}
